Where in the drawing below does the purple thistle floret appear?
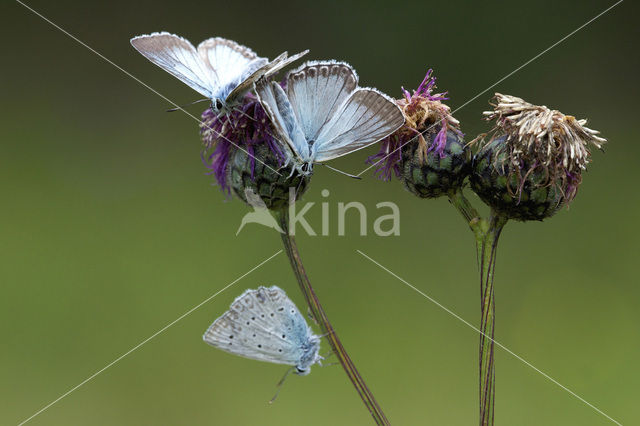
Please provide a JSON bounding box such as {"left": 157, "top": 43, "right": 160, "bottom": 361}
{"left": 406, "top": 69, "right": 449, "bottom": 102}
{"left": 200, "top": 94, "right": 285, "bottom": 194}
{"left": 368, "top": 69, "right": 460, "bottom": 180}
{"left": 367, "top": 135, "right": 403, "bottom": 181}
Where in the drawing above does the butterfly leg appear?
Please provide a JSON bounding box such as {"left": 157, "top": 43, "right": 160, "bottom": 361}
{"left": 320, "top": 350, "right": 335, "bottom": 359}
{"left": 269, "top": 366, "right": 295, "bottom": 404}
{"left": 293, "top": 173, "right": 306, "bottom": 201}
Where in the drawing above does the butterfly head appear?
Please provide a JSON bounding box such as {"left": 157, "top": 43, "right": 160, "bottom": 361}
{"left": 301, "top": 162, "right": 313, "bottom": 175}
{"left": 211, "top": 98, "right": 225, "bottom": 114}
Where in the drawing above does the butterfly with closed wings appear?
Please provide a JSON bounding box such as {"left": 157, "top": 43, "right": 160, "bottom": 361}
{"left": 130, "top": 32, "right": 308, "bottom": 116}
{"left": 203, "top": 286, "right": 322, "bottom": 376}
{"left": 254, "top": 61, "right": 405, "bottom": 177}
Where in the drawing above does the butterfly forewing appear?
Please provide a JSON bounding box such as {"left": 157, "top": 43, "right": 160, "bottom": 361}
{"left": 130, "top": 32, "right": 218, "bottom": 98}
{"left": 264, "top": 50, "right": 310, "bottom": 78}
{"left": 287, "top": 61, "right": 358, "bottom": 144}
{"left": 313, "top": 88, "right": 404, "bottom": 162}
{"left": 132, "top": 33, "right": 307, "bottom": 110}
{"left": 203, "top": 286, "right": 312, "bottom": 366}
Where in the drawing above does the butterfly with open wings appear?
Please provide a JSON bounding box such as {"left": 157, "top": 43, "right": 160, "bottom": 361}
{"left": 130, "top": 32, "right": 308, "bottom": 115}
{"left": 254, "top": 61, "right": 405, "bottom": 177}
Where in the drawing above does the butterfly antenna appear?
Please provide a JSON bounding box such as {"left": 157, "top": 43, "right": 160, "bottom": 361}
{"left": 166, "top": 98, "right": 210, "bottom": 112}
{"left": 269, "top": 367, "right": 294, "bottom": 404}
{"left": 317, "top": 163, "right": 362, "bottom": 180}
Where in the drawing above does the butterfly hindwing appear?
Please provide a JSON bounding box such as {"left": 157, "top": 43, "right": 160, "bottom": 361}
{"left": 313, "top": 88, "right": 405, "bottom": 162}
{"left": 226, "top": 50, "right": 310, "bottom": 108}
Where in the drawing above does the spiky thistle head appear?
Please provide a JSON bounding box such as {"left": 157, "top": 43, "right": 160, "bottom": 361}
{"left": 470, "top": 93, "right": 606, "bottom": 220}
{"left": 200, "top": 93, "right": 309, "bottom": 210}
{"left": 368, "top": 69, "right": 470, "bottom": 198}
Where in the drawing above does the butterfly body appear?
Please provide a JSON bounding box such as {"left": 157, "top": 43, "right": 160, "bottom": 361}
{"left": 203, "top": 286, "right": 322, "bottom": 375}
{"left": 255, "top": 61, "right": 405, "bottom": 176}
{"left": 130, "top": 32, "right": 307, "bottom": 115}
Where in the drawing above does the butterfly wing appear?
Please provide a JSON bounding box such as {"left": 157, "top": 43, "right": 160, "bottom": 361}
{"left": 130, "top": 32, "right": 218, "bottom": 98}
{"left": 255, "top": 79, "right": 309, "bottom": 161}
{"left": 224, "top": 49, "right": 309, "bottom": 110}
{"left": 203, "top": 286, "right": 314, "bottom": 366}
{"left": 286, "top": 61, "right": 358, "bottom": 144}
{"left": 264, "top": 50, "right": 310, "bottom": 78}
{"left": 312, "top": 88, "right": 404, "bottom": 162}
{"left": 197, "top": 37, "right": 268, "bottom": 103}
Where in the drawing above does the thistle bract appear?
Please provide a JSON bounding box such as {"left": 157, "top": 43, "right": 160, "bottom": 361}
{"left": 401, "top": 125, "right": 469, "bottom": 198}
{"left": 226, "top": 143, "right": 309, "bottom": 210}
{"left": 368, "top": 70, "right": 469, "bottom": 198}
{"left": 470, "top": 93, "right": 606, "bottom": 221}
{"left": 201, "top": 94, "right": 309, "bottom": 210}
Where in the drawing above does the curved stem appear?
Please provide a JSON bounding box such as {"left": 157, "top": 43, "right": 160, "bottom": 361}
{"left": 277, "top": 209, "right": 390, "bottom": 426}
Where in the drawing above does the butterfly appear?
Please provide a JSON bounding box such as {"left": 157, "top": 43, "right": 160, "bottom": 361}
{"left": 130, "top": 32, "right": 308, "bottom": 115}
{"left": 203, "top": 286, "right": 322, "bottom": 376}
{"left": 254, "top": 60, "right": 405, "bottom": 176}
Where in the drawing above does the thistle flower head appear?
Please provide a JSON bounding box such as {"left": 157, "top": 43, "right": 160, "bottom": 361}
{"left": 368, "top": 70, "right": 470, "bottom": 199}
{"left": 471, "top": 93, "right": 606, "bottom": 220}
{"left": 368, "top": 69, "right": 464, "bottom": 182}
{"left": 200, "top": 94, "right": 285, "bottom": 194}
{"left": 486, "top": 93, "right": 605, "bottom": 176}
{"left": 200, "top": 91, "right": 310, "bottom": 210}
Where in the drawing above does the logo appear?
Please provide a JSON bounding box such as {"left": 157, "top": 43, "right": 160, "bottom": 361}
{"left": 236, "top": 188, "right": 400, "bottom": 237}
{"left": 236, "top": 188, "right": 285, "bottom": 235}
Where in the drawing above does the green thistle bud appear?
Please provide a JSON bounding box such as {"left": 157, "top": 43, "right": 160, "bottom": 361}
{"left": 368, "top": 70, "right": 470, "bottom": 198}
{"left": 470, "top": 93, "right": 606, "bottom": 221}
{"left": 201, "top": 95, "right": 309, "bottom": 211}
{"left": 401, "top": 125, "right": 470, "bottom": 198}
{"left": 226, "top": 143, "right": 309, "bottom": 211}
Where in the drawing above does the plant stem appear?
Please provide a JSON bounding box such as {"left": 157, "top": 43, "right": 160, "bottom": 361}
{"left": 477, "top": 212, "right": 506, "bottom": 426}
{"left": 277, "top": 209, "right": 390, "bottom": 426}
{"left": 449, "top": 190, "right": 507, "bottom": 426}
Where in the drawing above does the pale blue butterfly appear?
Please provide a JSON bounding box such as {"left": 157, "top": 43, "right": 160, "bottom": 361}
{"left": 130, "top": 32, "right": 308, "bottom": 115}
{"left": 203, "top": 286, "right": 322, "bottom": 376}
{"left": 254, "top": 61, "right": 405, "bottom": 176}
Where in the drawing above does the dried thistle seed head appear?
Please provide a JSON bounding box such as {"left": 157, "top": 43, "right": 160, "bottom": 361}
{"left": 470, "top": 93, "right": 606, "bottom": 221}
{"left": 368, "top": 70, "right": 470, "bottom": 198}
{"left": 201, "top": 93, "right": 309, "bottom": 209}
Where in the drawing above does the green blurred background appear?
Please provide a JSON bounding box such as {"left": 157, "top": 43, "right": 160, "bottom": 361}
{"left": 2, "top": 0, "right": 638, "bottom": 424}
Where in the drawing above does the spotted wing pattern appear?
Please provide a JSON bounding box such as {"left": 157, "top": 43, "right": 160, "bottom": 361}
{"left": 203, "top": 286, "right": 315, "bottom": 366}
